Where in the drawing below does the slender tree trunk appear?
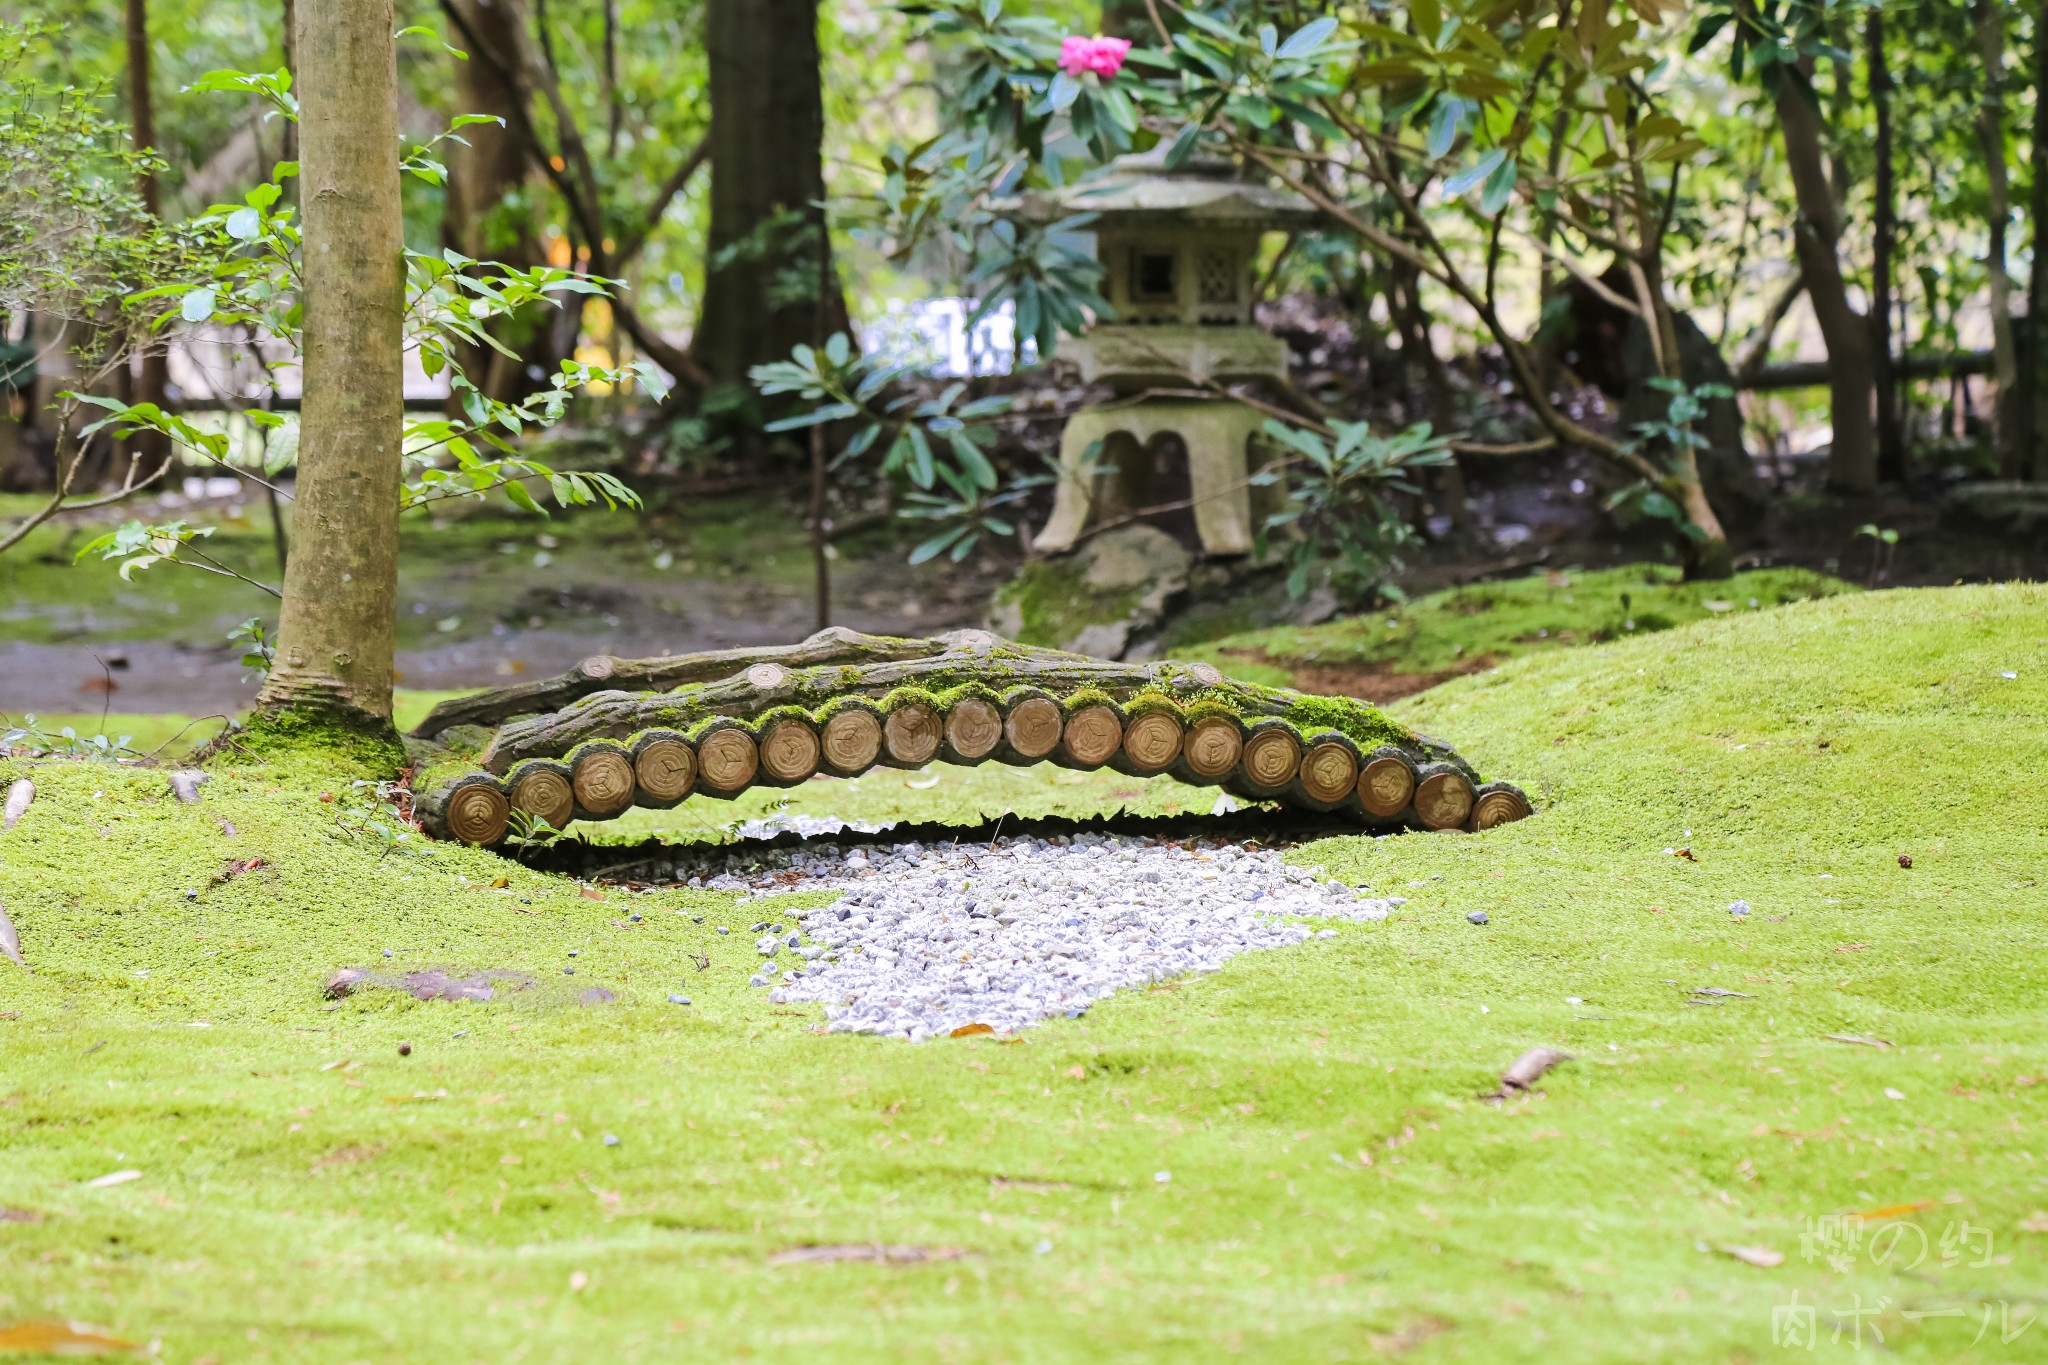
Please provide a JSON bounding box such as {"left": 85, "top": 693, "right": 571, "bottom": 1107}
{"left": 124, "top": 0, "right": 172, "bottom": 480}
{"left": 808, "top": 177, "right": 832, "bottom": 629}
{"left": 442, "top": 0, "right": 555, "bottom": 404}
{"left": 2031, "top": 0, "right": 2048, "bottom": 478}
{"left": 1977, "top": 0, "right": 2023, "bottom": 475}
{"left": 1772, "top": 65, "right": 1878, "bottom": 494}
{"left": 697, "top": 0, "right": 844, "bottom": 393}
{"left": 1867, "top": 11, "right": 1905, "bottom": 483}
{"left": 256, "top": 0, "right": 405, "bottom": 729}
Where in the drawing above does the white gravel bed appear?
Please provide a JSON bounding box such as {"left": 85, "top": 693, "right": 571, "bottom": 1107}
{"left": 664, "top": 833, "right": 1402, "bottom": 1040}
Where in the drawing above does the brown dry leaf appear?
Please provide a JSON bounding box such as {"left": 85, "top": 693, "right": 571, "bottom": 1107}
{"left": 0, "top": 1320, "right": 140, "bottom": 1354}
{"left": 490, "top": 875, "right": 510, "bottom": 889}
{"left": 1720, "top": 1245, "right": 1785, "bottom": 1268}
{"left": 2019, "top": 1212, "right": 2048, "bottom": 1233}
{"left": 580, "top": 887, "right": 605, "bottom": 902}
{"left": 1063, "top": 1065, "right": 1086, "bottom": 1080}
{"left": 768, "top": 1244, "right": 967, "bottom": 1268}
{"left": 949, "top": 1023, "right": 994, "bottom": 1038}
{"left": 1669, "top": 847, "right": 1697, "bottom": 862}
{"left": 0, "top": 1208, "right": 44, "bottom": 1224}
{"left": 1857, "top": 1199, "right": 1936, "bottom": 1221}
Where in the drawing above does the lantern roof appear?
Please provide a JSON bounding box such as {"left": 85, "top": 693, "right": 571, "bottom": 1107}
{"left": 1009, "top": 144, "right": 1320, "bottom": 231}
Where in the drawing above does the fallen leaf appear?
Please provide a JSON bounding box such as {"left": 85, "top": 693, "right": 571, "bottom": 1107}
{"left": 0, "top": 1321, "right": 139, "bottom": 1355}
{"left": 1667, "top": 847, "right": 1697, "bottom": 862}
{"left": 0, "top": 1208, "right": 44, "bottom": 1224}
{"left": 580, "top": 887, "right": 605, "bottom": 902}
{"left": 83, "top": 1170, "right": 141, "bottom": 1189}
{"left": 2019, "top": 1212, "right": 2048, "bottom": 1233}
{"left": 1858, "top": 1200, "right": 1936, "bottom": 1221}
{"left": 1063, "top": 1065, "right": 1086, "bottom": 1079}
{"left": 1719, "top": 1244, "right": 1784, "bottom": 1267}
{"left": 1692, "top": 987, "right": 1755, "bottom": 999}
{"left": 490, "top": 875, "right": 509, "bottom": 889}
{"left": 949, "top": 1023, "right": 994, "bottom": 1038}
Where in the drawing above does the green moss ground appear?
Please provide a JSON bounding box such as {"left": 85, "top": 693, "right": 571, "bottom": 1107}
{"left": 1, "top": 584, "right": 2045, "bottom": 1362}
{"left": 1185, "top": 564, "right": 1855, "bottom": 687}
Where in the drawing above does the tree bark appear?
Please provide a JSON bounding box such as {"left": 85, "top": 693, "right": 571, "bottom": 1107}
{"left": 410, "top": 627, "right": 947, "bottom": 736}
{"left": 123, "top": 0, "right": 172, "bottom": 481}
{"left": 697, "top": 0, "right": 845, "bottom": 392}
{"left": 1976, "top": 0, "right": 2023, "bottom": 476}
{"left": 256, "top": 0, "right": 405, "bottom": 726}
{"left": 1773, "top": 67, "right": 1878, "bottom": 493}
{"left": 1867, "top": 12, "right": 1904, "bottom": 483}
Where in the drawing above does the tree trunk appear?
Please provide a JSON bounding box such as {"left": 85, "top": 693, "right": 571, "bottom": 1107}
{"left": 2031, "top": 0, "right": 2048, "bottom": 479}
{"left": 1866, "top": 11, "right": 1904, "bottom": 483}
{"left": 1773, "top": 67, "right": 1878, "bottom": 494}
{"left": 1977, "top": 0, "right": 2023, "bottom": 475}
{"left": 697, "top": 0, "right": 843, "bottom": 392}
{"left": 256, "top": 0, "right": 405, "bottom": 729}
{"left": 123, "top": 0, "right": 172, "bottom": 481}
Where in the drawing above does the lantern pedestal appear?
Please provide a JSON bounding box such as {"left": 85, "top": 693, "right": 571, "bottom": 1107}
{"left": 1035, "top": 399, "right": 1284, "bottom": 557}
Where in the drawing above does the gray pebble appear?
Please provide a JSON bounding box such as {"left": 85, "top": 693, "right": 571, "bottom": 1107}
{"left": 1467, "top": 911, "right": 1489, "bottom": 925}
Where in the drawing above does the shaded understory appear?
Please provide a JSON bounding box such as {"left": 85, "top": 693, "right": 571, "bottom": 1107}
{"left": 0, "top": 585, "right": 2043, "bottom": 1361}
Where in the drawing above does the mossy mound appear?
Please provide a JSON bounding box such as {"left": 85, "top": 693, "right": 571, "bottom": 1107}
{"left": 0, "top": 585, "right": 2041, "bottom": 1359}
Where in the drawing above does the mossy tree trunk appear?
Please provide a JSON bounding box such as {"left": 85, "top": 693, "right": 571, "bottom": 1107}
{"left": 255, "top": 0, "right": 405, "bottom": 733}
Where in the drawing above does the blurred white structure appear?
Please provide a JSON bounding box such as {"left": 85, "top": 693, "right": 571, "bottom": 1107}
{"left": 861, "top": 297, "right": 1035, "bottom": 377}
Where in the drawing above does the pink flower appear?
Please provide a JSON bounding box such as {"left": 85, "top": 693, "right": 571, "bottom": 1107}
{"left": 1059, "top": 35, "right": 1132, "bottom": 80}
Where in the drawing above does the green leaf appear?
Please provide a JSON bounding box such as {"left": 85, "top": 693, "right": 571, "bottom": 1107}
{"left": 908, "top": 525, "right": 969, "bottom": 566}
{"left": 1162, "top": 122, "right": 1204, "bottom": 169}
{"left": 906, "top": 426, "right": 937, "bottom": 489}
{"left": 1442, "top": 148, "right": 1505, "bottom": 196}
{"left": 225, "top": 207, "right": 261, "bottom": 241}
{"left": 1277, "top": 15, "right": 1341, "bottom": 58}
{"left": 180, "top": 288, "right": 217, "bottom": 323}
{"left": 1479, "top": 153, "right": 1519, "bottom": 215}
{"left": 1425, "top": 98, "right": 1465, "bottom": 159}
{"left": 948, "top": 432, "right": 998, "bottom": 490}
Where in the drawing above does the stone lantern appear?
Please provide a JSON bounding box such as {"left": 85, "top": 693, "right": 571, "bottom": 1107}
{"left": 1015, "top": 146, "right": 1320, "bottom": 557}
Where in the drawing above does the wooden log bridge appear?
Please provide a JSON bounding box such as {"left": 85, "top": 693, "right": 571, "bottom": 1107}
{"left": 409, "top": 628, "right": 1532, "bottom": 846}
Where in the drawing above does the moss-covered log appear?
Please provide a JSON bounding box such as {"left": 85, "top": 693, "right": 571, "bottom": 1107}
{"left": 409, "top": 631, "right": 1531, "bottom": 842}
